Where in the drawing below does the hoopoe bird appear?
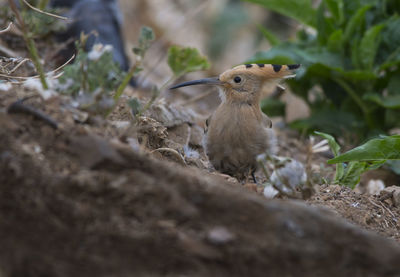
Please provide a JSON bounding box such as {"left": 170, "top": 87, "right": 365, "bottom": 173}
{"left": 170, "top": 63, "right": 300, "bottom": 181}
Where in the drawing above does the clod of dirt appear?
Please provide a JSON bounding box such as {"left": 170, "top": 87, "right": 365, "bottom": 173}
{"left": 144, "top": 99, "right": 197, "bottom": 127}
{"left": 380, "top": 186, "right": 400, "bottom": 207}
{"left": 137, "top": 116, "right": 167, "bottom": 148}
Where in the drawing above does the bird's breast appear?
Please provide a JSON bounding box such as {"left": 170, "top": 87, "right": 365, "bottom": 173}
{"left": 205, "top": 104, "right": 270, "bottom": 175}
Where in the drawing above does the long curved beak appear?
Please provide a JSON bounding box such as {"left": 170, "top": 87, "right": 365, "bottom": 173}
{"left": 169, "top": 77, "right": 221, "bottom": 89}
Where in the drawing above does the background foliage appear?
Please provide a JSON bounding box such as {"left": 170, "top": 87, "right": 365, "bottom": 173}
{"left": 245, "top": 0, "right": 400, "bottom": 141}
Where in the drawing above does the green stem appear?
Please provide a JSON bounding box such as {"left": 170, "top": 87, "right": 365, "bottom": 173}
{"left": 80, "top": 59, "right": 88, "bottom": 92}
{"left": 9, "top": 0, "right": 48, "bottom": 90}
{"left": 106, "top": 59, "right": 141, "bottom": 117}
{"left": 26, "top": 34, "right": 48, "bottom": 89}
{"left": 114, "top": 62, "right": 138, "bottom": 101}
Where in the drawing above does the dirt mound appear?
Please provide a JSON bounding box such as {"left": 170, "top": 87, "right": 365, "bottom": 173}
{"left": 1, "top": 98, "right": 400, "bottom": 276}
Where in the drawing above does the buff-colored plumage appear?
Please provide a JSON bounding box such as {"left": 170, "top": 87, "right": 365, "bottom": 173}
{"left": 170, "top": 63, "right": 300, "bottom": 180}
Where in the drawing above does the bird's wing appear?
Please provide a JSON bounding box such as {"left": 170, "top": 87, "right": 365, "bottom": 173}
{"left": 205, "top": 114, "right": 213, "bottom": 134}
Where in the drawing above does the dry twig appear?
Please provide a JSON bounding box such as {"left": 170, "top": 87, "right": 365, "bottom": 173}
{"left": 21, "top": 0, "right": 69, "bottom": 21}
{"left": 150, "top": 148, "right": 186, "bottom": 165}
{"left": 7, "top": 97, "right": 58, "bottom": 129}
{"left": 0, "top": 22, "right": 13, "bottom": 34}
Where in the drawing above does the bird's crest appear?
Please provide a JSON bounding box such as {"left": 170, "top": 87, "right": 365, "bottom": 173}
{"left": 220, "top": 64, "right": 300, "bottom": 80}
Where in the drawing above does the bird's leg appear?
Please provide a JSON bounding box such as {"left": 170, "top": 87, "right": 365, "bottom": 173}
{"left": 251, "top": 170, "right": 258, "bottom": 184}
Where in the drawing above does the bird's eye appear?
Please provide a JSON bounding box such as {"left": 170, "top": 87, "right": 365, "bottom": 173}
{"left": 234, "top": 76, "right": 241, "bottom": 83}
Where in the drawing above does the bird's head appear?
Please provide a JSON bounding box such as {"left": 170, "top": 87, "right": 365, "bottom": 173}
{"left": 170, "top": 64, "right": 300, "bottom": 104}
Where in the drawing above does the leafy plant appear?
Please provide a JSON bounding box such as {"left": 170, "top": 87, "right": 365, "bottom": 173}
{"left": 167, "top": 46, "right": 210, "bottom": 78}
{"left": 132, "top": 26, "right": 155, "bottom": 58}
{"left": 114, "top": 26, "right": 155, "bottom": 101}
{"left": 20, "top": 6, "right": 66, "bottom": 37}
{"left": 245, "top": 0, "right": 400, "bottom": 140}
{"left": 315, "top": 131, "right": 400, "bottom": 188}
{"left": 246, "top": 0, "right": 316, "bottom": 27}
{"left": 57, "top": 40, "right": 124, "bottom": 114}
{"left": 58, "top": 26, "right": 157, "bottom": 116}
{"left": 328, "top": 135, "right": 400, "bottom": 163}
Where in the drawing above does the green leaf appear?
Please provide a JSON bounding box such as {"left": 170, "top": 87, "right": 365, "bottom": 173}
{"left": 385, "top": 109, "right": 400, "bottom": 129}
{"left": 363, "top": 93, "right": 400, "bottom": 108}
{"left": 324, "top": 0, "right": 343, "bottom": 22}
{"left": 167, "top": 46, "right": 210, "bottom": 78}
{"left": 314, "top": 131, "right": 344, "bottom": 181}
{"left": 248, "top": 44, "right": 343, "bottom": 69}
{"left": 314, "top": 131, "right": 341, "bottom": 156}
{"left": 133, "top": 26, "right": 155, "bottom": 58}
{"left": 128, "top": 98, "right": 142, "bottom": 116}
{"left": 244, "top": 0, "right": 316, "bottom": 27}
{"left": 339, "top": 161, "right": 367, "bottom": 189}
{"left": 314, "top": 134, "right": 388, "bottom": 189}
{"left": 327, "top": 29, "right": 343, "bottom": 52}
{"left": 291, "top": 109, "right": 363, "bottom": 137}
{"left": 257, "top": 24, "right": 280, "bottom": 46}
{"left": 59, "top": 47, "right": 124, "bottom": 96}
{"left": 328, "top": 135, "right": 400, "bottom": 163}
{"left": 387, "top": 72, "right": 400, "bottom": 96}
{"left": 261, "top": 98, "right": 285, "bottom": 117}
{"left": 339, "top": 160, "right": 385, "bottom": 189}
{"left": 316, "top": 2, "right": 335, "bottom": 45}
{"left": 343, "top": 5, "right": 371, "bottom": 43}
{"left": 339, "top": 70, "right": 377, "bottom": 81}
{"left": 358, "top": 24, "right": 385, "bottom": 70}
{"left": 249, "top": 50, "right": 296, "bottom": 65}
{"left": 351, "top": 37, "right": 362, "bottom": 69}
{"left": 377, "top": 16, "right": 400, "bottom": 68}
{"left": 379, "top": 47, "right": 400, "bottom": 69}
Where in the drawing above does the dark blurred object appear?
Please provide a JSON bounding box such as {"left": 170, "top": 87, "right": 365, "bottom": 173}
{"left": 49, "top": 0, "right": 82, "bottom": 8}
{"left": 50, "top": 0, "right": 129, "bottom": 71}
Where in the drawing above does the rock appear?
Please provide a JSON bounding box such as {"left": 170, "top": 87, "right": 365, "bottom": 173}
{"left": 144, "top": 98, "right": 197, "bottom": 127}
{"left": 207, "top": 226, "right": 235, "bottom": 245}
{"left": 381, "top": 186, "right": 400, "bottom": 207}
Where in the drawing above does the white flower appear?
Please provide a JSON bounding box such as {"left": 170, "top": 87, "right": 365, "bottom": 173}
{"left": 88, "top": 44, "right": 113, "bottom": 61}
